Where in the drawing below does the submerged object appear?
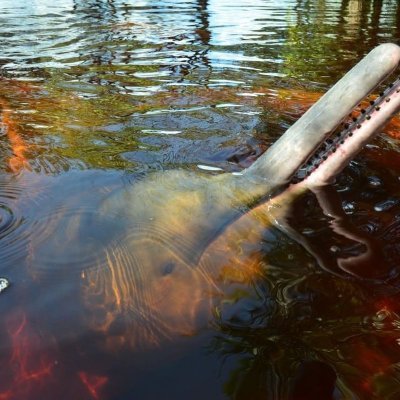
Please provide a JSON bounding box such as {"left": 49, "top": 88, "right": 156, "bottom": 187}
{"left": 80, "top": 43, "right": 400, "bottom": 347}
{"left": 0, "top": 277, "right": 10, "bottom": 294}
{"left": 7, "top": 44, "right": 400, "bottom": 349}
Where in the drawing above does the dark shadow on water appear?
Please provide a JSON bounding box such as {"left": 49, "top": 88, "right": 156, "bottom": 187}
{"left": 289, "top": 361, "right": 337, "bottom": 400}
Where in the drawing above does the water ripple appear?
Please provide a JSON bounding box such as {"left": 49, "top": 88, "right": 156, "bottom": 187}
{"left": 0, "top": 178, "right": 30, "bottom": 266}
{"left": 0, "top": 171, "right": 123, "bottom": 275}
{"left": 29, "top": 207, "right": 117, "bottom": 275}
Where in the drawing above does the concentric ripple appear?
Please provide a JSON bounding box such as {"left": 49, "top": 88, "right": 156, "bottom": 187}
{"left": 0, "top": 177, "right": 29, "bottom": 267}
{"left": 0, "top": 171, "right": 125, "bottom": 277}
{"left": 29, "top": 206, "right": 120, "bottom": 276}
{"left": 0, "top": 203, "right": 17, "bottom": 238}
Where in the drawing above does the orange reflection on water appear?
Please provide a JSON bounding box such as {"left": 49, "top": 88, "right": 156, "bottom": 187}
{"left": 0, "top": 310, "right": 55, "bottom": 400}
{"left": 385, "top": 115, "right": 400, "bottom": 139}
{"left": 0, "top": 79, "right": 37, "bottom": 172}
{"left": 258, "top": 87, "right": 323, "bottom": 116}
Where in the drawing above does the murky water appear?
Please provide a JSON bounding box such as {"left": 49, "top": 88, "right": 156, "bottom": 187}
{"left": 1, "top": 1, "right": 400, "bottom": 399}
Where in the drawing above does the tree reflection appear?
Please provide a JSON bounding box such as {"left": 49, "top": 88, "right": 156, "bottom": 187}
{"left": 278, "top": 0, "right": 400, "bottom": 85}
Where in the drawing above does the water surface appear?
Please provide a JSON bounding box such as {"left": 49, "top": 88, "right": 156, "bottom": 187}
{"left": 1, "top": 1, "right": 400, "bottom": 399}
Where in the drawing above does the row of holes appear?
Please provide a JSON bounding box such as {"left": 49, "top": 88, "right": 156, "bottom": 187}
{"left": 291, "top": 77, "right": 400, "bottom": 183}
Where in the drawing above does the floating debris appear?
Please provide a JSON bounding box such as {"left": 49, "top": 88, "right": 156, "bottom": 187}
{"left": 0, "top": 278, "right": 10, "bottom": 294}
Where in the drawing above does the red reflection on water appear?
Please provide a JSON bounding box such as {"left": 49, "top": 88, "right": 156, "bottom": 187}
{"left": 347, "top": 340, "right": 393, "bottom": 397}
{"left": 78, "top": 372, "right": 108, "bottom": 400}
{"left": 0, "top": 310, "right": 55, "bottom": 399}
{"left": 364, "top": 145, "right": 400, "bottom": 172}
{"left": 375, "top": 300, "right": 399, "bottom": 315}
{"left": 354, "top": 342, "right": 391, "bottom": 375}
{"left": 0, "top": 391, "right": 12, "bottom": 400}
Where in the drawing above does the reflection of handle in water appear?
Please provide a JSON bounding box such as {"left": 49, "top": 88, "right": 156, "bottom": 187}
{"left": 310, "top": 186, "right": 388, "bottom": 279}
{"left": 268, "top": 185, "right": 391, "bottom": 280}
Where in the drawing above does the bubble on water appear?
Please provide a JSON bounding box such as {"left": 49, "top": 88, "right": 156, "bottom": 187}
{"left": 342, "top": 201, "right": 355, "bottom": 214}
{"left": 0, "top": 278, "right": 10, "bottom": 294}
{"left": 368, "top": 176, "right": 382, "bottom": 187}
